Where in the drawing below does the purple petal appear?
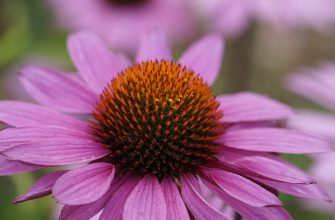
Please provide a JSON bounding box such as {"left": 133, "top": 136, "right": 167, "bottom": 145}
{"left": 0, "top": 101, "right": 88, "bottom": 130}
{"left": 100, "top": 176, "right": 140, "bottom": 220}
{"left": 219, "top": 150, "right": 315, "bottom": 184}
{"left": 14, "top": 170, "right": 67, "bottom": 203}
{"left": 136, "top": 32, "right": 172, "bottom": 62}
{"left": 0, "top": 126, "right": 93, "bottom": 152}
{"left": 4, "top": 138, "right": 109, "bottom": 166}
{"left": 60, "top": 175, "right": 132, "bottom": 220}
{"left": 178, "top": 34, "right": 223, "bottom": 86}
{"left": 252, "top": 177, "right": 332, "bottom": 202}
{"left": 53, "top": 163, "right": 115, "bottom": 205}
{"left": 181, "top": 175, "right": 231, "bottom": 220}
{"left": 221, "top": 128, "right": 334, "bottom": 154}
{"left": 161, "top": 178, "right": 190, "bottom": 220}
{"left": 20, "top": 65, "right": 97, "bottom": 113}
{"left": 0, "top": 155, "right": 40, "bottom": 175}
{"left": 123, "top": 175, "right": 167, "bottom": 220}
{"left": 200, "top": 170, "right": 282, "bottom": 207}
{"left": 67, "top": 31, "right": 128, "bottom": 93}
{"left": 204, "top": 180, "right": 292, "bottom": 220}
{"left": 218, "top": 92, "right": 294, "bottom": 123}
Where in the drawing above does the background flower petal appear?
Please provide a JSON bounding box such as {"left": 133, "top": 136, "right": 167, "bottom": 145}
{"left": 53, "top": 163, "right": 115, "bottom": 205}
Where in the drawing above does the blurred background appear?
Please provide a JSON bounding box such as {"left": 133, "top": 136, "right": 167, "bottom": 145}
{"left": 0, "top": 0, "right": 335, "bottom": 219}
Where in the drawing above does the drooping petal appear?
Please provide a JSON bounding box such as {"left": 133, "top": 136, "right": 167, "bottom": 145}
{"left": 20, "top": 66, "right": 97, "bottom": 112}
{"left": 4, "top": 138, "right": 109, "bottom": 166}
{"left": 136, "top": 32, "right": 172, "bottom": 62}
{"left": 218, "top": 150, "right": 315, "bottom": 184}
{"left": 252, "top": 177, "right": 332, "bottom": 202}
{"left": 53, "top": 163, "right": 115, "bottom": 205}
{"left": 0, "top": 126, "right": 93, "bottom": 152}
{"left": 161, "top": 178, "right": 190, "bottom": 220}
{"left": 204, "top": 180, "right": 292, "bottom": 220}
{"left": 220, "top": 128, "right": 334, "bottom": 154}
{"left": 178, "top": 34, "right": 223, "bottom": 85}
{"left": 0, "top": 101, "right": 88, "bottom": 130}
{"left": 217, "top": 92, "right": 294, "bottom": 123}
{"left": 0, "top": 155, "right": 40, "bottom": 175}
{"left": 14, "top": 170, "right": 67, "bottom": 203}
{"left": 200, "top": 170, "right": 282, "bottom": 207}
{"left": 67, "top": 31, "right": 128, "bottom": 93}
{"left": 181, "top": 175, "right": 231, "bottom": 220}
{"left": 123, "top": 175, "right": 167, "bottom": 220}
{"left": 60, "top": 175, "right": 132, "bottom": 220}
{"left": 100, "top": 176, "right": 140, "bottom": 220}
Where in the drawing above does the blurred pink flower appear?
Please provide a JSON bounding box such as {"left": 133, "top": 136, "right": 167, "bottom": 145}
{"left": 48, "top": 0, "right": 195, "bottom": 52}
{"left": 286, "top": 62, "right": 335, "bottom": 214}
{"left": 0, "top": 31, "right": 333, "bottom": 219}
{"left": 194, "top": 0, "right": 335, "bottom": 37}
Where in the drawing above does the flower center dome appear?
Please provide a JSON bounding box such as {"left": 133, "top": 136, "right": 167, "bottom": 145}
{"left": 93, "top": 60, "right": 224, "bottom": 179}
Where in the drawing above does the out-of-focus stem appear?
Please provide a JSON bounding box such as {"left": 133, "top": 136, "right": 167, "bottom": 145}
{"left": 226, "top": 24, "right": 257, "bottom": 92}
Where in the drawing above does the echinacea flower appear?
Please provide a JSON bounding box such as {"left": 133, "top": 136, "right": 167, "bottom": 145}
{"left": 194, "top": 0, "right": 335, "bottom": 38}
{"left": 0, "top": 31, "right": 333, "bottom": 220}
{"left": 286, "top": 62, "right": 335, "bottom": 214}
{"left": 48, "top": 0, "right": 195, "bottom": 52}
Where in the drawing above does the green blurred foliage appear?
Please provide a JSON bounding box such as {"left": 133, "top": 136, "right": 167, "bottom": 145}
{"left": 0, "top": 0, "right": 334, "bottom": 219}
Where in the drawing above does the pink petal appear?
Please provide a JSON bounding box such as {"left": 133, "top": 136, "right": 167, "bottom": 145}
{"left": 286, "top": 70, "right": 335, "bottom": 111}
{"left": 67, "top": 31, "right": 128, "bottom": 93}
{"left": 178, "top": 34, "right": 223, "bottom": 86}
{"left": 60, "top": 175, "right": 132, "bottom": 220}
{"left": 219, "top": 150, "right": 315, "bottom": 184}
{"left": 136, "top": 31, "right": 172, "bottom": 62}
{"left": 287, "top": 110, "right": 335, "bottom": 139}
{"left": 200, "top": 170, "right": 282, "bottom": 207}
{"left": 100, "top": 176, "right": 140, "bottom": 220}
{"left": 20, "top": 66, "right": 97, "bottom": 113}
{"left": 53, "top": 163, "right": 115, "bottom": 205}
{"left": 0, "top": 155, "right": 40, "bottom": 175}
{"left": 4, "top": 138, "right": 109, "bottom": 166}
{"left": 14, "top": 170, "right": 67, "bottom": 203}
{"left": 161, "top": 178, "right": 190, "bottom": 220}
{"left": 0, "top": 126, "right": 92, "bottom": 152}
{"left": 181, "top": 175, "right": 231, "bottom": 220}
{"left": 204, "top": 180, "right": 292, "bottom": 220}
{"left": 218, "top": 92, "right": 294, "bottom": 123}
{"left": 252, "top": 177, "right": 332, "bottom": 202}
{"left": 123, "top": 176, "right": 167, "bottom": 220}
{"left": 0, "top": 101, "right": 88, "bottom": 130}
{"left": 221, "top": 128, "right": 334, "bottom": 153}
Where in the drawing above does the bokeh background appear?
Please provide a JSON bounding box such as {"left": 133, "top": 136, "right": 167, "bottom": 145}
{"left": 0, "top": 0, "right": 335, "bottom": 219}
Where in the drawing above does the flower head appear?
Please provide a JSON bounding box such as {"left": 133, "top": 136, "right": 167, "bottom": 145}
{"left": 48, "top": 0, "right": 195, "bottom": 52}
{"left": 0, "top": 32, "right": 333, "bottom": 219}
{"left": 286, "top": 62, "right": 335, "bottom": 214}
{"left": 195, "top": 0, "right": 335, "bottom": 37}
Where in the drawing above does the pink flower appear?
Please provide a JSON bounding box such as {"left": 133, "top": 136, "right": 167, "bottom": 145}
{"left": 195, "top": 0, "right": 335, "bottom": 37}
{"left": 286, "top": 62, "right": 335, "bottom": 214}
{"left": 0, "top": 31, "right": 333, "bottom": 219}
{"left": 48, "top": 0, "right": 195, "bottom": 52}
